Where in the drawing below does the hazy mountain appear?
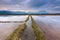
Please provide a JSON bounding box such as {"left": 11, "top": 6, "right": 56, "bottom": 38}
{"left": 0, "top": 10, "right": 59, "bottom": 15}
{"left": 35, "top": 10, "right": 48, "bottom": 14}
{"left": 0, "top": 10, "right": 27, "bottom": 15}
{"left": 26, "top": 10, "right": 48, "bottom": 14}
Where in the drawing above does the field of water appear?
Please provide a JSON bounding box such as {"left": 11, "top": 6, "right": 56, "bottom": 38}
{"left": 33, "top": 16, "right": 60, "bottom": 40}
{"left": 0, "top": 15, "right": 28, "bottom": 40}
{"left": 0, "top": 15, "right": 60, "bottom": 40}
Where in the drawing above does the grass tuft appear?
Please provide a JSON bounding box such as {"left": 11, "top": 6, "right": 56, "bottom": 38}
{"left": 31, "top": 16, "right": 47, "bottom": 40}
{"left": 6, "top": 23, "right": 26, "bottom": 40}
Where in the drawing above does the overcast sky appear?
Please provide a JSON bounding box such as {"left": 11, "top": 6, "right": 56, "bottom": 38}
{"left": 0, "top": 0, "right": 60, "bottom": 13}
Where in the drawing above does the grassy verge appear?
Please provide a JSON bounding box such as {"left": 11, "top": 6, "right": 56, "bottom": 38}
{"left": 6, "top": 23, "right": 26, "bottom": 40}
{"left": 31, "top": 16, "right": 47, "bottom": 40}
{"left": 25, "top": 15, "right": 29, "bottom": 22}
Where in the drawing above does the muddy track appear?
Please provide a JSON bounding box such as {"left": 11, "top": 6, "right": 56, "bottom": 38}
{"left": 21, "top": 17, "right": 36, "bottom": 40}
{"left": 5, "top": 16, "right": 47, "bottom": 40}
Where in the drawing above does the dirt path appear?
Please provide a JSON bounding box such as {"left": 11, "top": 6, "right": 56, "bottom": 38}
{"left": 21, "top": 17, "right": 35, "bottom": 40}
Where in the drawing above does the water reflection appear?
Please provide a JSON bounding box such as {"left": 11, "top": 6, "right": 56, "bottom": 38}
{"left": 0, "top": 15, "right": 28, "bottom": 21}
{"left": 0, "top": 15, "right": 28, "bottom": 40}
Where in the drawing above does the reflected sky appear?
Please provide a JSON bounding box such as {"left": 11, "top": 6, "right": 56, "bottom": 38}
{"left": 0, "top": 15, "right": 28, "bottom": 21}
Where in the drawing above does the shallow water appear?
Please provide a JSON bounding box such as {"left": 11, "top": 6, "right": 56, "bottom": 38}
{"left": 0, "top": 15, "right": 28, "bottom": 21}
{"left": 0, "top": 15, "right": 60, "bottom": 40}
{"left": 0, "top": 15, "right": 28, "bottom": 40}
{"left": 32, "top": 16, "right": 60, "bottom": 40}
{"left": 0, "top": 23, "right": 22, "bottom": 40}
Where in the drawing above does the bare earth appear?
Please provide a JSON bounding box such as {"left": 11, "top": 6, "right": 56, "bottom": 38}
{"left": 33, "top": 16, "right": 60, "bottom": 40}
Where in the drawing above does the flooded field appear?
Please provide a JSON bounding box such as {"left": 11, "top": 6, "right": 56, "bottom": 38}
{"left": 33, "top": 16, "right": 60, "bottom": 40}
{"left": 0, "top": 15, "right": 60, "bottom": 40}
{"left": 0, "top": 15, "right": 28, "bottom": 40}
{"left": 0, "top": 23, "right": 22, "bottom": 40}
{"left": 0, "top": 15, "right": 28, "bottom": 21}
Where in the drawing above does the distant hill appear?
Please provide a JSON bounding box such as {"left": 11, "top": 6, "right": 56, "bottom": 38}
{"left": 0, "top": 10, "right": 27, "bottom": 15}
{"left": 0, "top": 10, "right": 12, "bottom": 15}
{"left": 0, "top": 10, "right": 60, "bottom": 15}
{"left": 34, "top": 10, "right": 48, "bottom": 14}
{"left": 0, "top": 10, "right": 48, "bottom": 15}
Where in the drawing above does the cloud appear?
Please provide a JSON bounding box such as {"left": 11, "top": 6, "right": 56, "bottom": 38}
{"left": 0, "top": 0, "right": 26, "bottom": 5}
{"left": 28, "top": 0, "right": 60, "bottom": 13}
{"left": 0, "top": 0, "right": 60, "bottom": 13}
{"left": 29, "top": 0, "right": 50, "bottom": 8}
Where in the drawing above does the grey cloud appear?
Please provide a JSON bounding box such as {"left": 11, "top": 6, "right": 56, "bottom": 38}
{"left": 29, "top": 0, "right": 51, "bottom": 8}
{"left": 0, "top": 0, "right": 60, "bottom": 13}
{"left": 0, "top": 0, "right": 26, "bottom": 5}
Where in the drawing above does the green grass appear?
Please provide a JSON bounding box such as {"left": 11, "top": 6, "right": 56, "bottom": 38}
{"left": 6, "top": 23, "right": 26, "bottom": 40}
{"left": 25, "top": 16, "right": 29, "bottom": 22}
{"left": 31, "top": 16, "right": 47, "bottom": 40}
